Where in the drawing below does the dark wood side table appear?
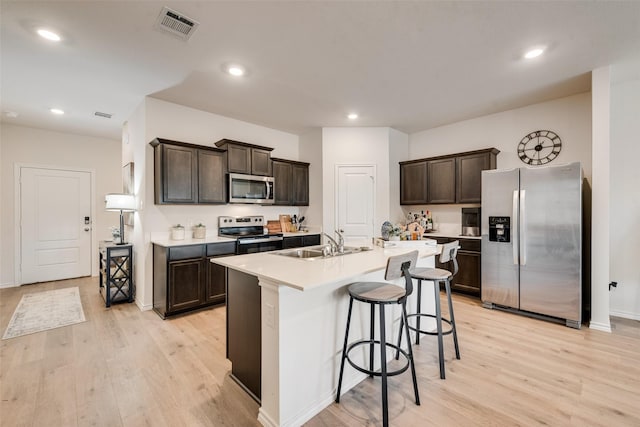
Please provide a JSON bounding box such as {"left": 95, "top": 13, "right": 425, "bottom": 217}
{"left": 99, "top": 241, "right": 134, "bottom": 307}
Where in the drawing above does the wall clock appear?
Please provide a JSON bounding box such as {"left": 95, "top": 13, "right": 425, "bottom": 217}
{"left": 517, "top": 130, "right": 562, "bottom": 165}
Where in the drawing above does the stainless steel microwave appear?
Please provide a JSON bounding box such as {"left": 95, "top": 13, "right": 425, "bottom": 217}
{"left": 228, "top": 173, "right": 275, "bottom": 204}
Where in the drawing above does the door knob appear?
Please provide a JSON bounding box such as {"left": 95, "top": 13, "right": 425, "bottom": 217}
{"left": 84, "top": 227, "right": 90, "bottom": 231}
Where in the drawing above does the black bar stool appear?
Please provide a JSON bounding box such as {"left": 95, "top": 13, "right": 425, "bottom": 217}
{"left": 335, "top": 250, "right": 420, "bottom": 427}
{"left": 397, "top": 240, "right": 460, "bottom": 379}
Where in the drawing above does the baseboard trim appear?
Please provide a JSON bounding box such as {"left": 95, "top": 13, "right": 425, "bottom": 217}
{"left": 257, "top": 373, "right": 366, "bottom": 427}
{"left": 609, "top": 310, "right": 640, "bottom": 321}
{"left": 135, "top": 300, "right": 153, "bottom": 311}
{"left": 257, "top": 409, "right": 277, "bottom": 427}
{"left": 589, "top": 320, "right": 612, "bottom": 332}
{"left": 0, "top": 282, "right": 19, "bottom": 289}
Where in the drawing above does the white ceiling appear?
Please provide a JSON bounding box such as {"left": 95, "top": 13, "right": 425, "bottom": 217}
{"left": 2, "top": 1, "right": 639, "bottom": 140}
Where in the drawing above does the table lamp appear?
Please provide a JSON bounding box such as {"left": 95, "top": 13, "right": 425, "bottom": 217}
{"left": 105, "top": 193, "right": 136, "bottom": 245}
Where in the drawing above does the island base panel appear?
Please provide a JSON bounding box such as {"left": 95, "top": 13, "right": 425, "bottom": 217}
{"left": 227, "top": 268, "right": 261, "bottom": 400}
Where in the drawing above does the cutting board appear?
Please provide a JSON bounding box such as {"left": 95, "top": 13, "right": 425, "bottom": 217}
{"left": 279, "top": 215, "right": 292, "bottom": 232}
{"left": 267, "top": 220, "right": 281, "bottom": 233}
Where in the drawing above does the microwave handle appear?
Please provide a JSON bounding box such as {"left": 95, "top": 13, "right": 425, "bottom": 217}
{"left": 267, "top": 181, "right": 273, "bottom": 200}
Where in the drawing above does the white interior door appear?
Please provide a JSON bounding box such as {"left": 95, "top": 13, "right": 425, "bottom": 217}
{"left": 336, "top": 165, "right": 375, "bottom": 246}
{"left": 20, "top": 167, "right": 92, "bottom": 284}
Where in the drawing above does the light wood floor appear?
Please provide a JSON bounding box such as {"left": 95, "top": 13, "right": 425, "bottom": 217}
{"left": 1, "top": 277, "right": 639, "bottom": 427}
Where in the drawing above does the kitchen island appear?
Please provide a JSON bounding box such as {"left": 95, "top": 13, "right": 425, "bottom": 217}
{"left": 212, "top": 243, "right": 439, "bottom": 427}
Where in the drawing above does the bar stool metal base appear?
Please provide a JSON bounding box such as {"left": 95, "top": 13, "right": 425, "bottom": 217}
{"left": 397, "top": 278, "right": 460, "bottom": 379}
{"left": 345, "top": 339, "right": 412, "bottom": 378}
{"left": 336, "top": 290, "right": 420, "bottom": 427}
{"left": 405, "top": 312, "right": 454, "bottom": 337}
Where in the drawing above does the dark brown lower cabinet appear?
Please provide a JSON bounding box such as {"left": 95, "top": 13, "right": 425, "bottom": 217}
{"left": 153, "top": 241, "right": 236, "bottom": 318}
{"left": 454, "top": 249, "right": 481, "bottom": 295}
{"left": 227, "top": 269, "right": 261, "bottom": 401}
{"left": 206, "top": 261, "right": 227, "bottom": 304}
{"left": 168, "top": 258, "right": 203, "bottom": 312}
{"left": 282, "top": 233, "right": 321, "bottom": 249}
{"left": 434, "top": 237, "right": 481, "bottom": 296}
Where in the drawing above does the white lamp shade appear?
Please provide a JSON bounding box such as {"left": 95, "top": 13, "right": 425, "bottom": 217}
{"left": 105, "top": 193, "right": 136, "bottom": 211}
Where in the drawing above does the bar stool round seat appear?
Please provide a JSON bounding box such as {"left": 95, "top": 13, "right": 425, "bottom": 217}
{"left": 397, "top": 240, "right": 461, "bottom": 379}
{"left": 343, "top": 282, "right": 414, "bottom": 380}
{"left": 336, "top": 251, "right": 420, "bottom": 427}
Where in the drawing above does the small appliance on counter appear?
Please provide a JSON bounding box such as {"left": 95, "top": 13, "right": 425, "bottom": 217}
{"left": 461, "top": 207, "right": 480, "bottom": 237}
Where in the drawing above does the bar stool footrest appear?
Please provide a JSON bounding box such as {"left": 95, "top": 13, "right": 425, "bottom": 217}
{"left": 406, "top": 313, "right": 454, "bottom": 336}
{"left": 345, "top": 339, "right": 411, "bottom": 377}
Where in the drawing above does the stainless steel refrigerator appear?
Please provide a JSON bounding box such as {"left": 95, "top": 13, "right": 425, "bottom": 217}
{"left": 481, "top": 162, "right": 582, "bottom": 328}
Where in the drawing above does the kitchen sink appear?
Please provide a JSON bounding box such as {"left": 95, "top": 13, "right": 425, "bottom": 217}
{"left": 277, "top": 248, "right": 325, "bottom": 259}
{"left": 273, "top": 245, "right": 371, "bottom": 260}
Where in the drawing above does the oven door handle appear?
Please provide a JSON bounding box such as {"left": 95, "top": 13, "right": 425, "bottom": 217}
{"left": 237, "top": 236, "right": 284, "bottom": 245}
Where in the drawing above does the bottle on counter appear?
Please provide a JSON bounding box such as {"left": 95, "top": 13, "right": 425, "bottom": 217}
{"left": 427, "top": 211, "right": 433, "bottom": 231}
{"left": 419, "top": 210, "right": 427, "bottom": 228}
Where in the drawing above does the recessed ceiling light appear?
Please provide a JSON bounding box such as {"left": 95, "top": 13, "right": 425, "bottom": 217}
{"left": 50, "top": 108, "right": 65, "bottom": 115}
{"left": 37, "top": 28, "right": 61, "bottom": 42}
{"left": 347, "top": 113, "right": 358, "bottom": 120}
{"left": 524, "top": 47, "right": 545, "bottom": 59}
{"left": 227, "top": 65, "right": 245, "bottom": 76}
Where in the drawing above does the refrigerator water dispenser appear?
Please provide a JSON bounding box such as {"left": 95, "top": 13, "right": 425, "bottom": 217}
{"left": 489, "top": 216, "right": 510, "bottom": 242}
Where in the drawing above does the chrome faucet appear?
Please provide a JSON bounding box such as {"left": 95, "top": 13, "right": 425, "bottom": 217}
{"left": 334, "top": 229, "right": 345, "bottom": 253}
{"left": 323, "top": 232, "right": 339, "bottom": 255}
{"left": 323, "top": 230, "right": 345, "bottom": 255}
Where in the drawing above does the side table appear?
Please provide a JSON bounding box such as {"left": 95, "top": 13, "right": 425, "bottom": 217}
{"left": 99, "top": 241, "right": 134, "bottom": 307}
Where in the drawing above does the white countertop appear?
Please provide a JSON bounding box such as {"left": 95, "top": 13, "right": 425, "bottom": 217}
{"left": 211, "top": 244, "right": 439, "bottom": 291}
{"left": 422, "top": 231, "right": 481, "bottom": 240}
{"left": 151, "top": 235, "right": 236, "bottom": 247}
{"left": 152, "top": 232, "right": 321, "bottom": 247}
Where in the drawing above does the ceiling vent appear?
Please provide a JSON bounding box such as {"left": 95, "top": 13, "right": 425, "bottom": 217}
{"left": 154, "top": 7, "right": 199, "bottom": 41}
{"left": 94, "top": 111, "right": 112, "bottom": 119}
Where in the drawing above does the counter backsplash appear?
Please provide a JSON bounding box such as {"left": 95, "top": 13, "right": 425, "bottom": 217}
{"left": 401, "top": 204, "right": 480, "bottom": 235}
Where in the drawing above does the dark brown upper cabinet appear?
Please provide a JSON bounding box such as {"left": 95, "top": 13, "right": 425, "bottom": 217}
{"left": 427, "top": 158, "right": 456, "bottom": 204}
{"left": 400, "top": 161, "right": 428, "bottom": 205}
{"left": 150, "top": 138, "right": 227, "bottom": 205}
{"left": 400, "top": 148, "right": 499, "bottom": 205}
{"left": 198, "top": 148, "right": 227, "bottom": 203}
{"left": 456, "top": 150, "right": 498, "bottom": 203}
{"left": 215, "top": 139, "right": 273, "bottom": 176}
{"left": 272, "top": 158, "right": 310, "bottom": 206}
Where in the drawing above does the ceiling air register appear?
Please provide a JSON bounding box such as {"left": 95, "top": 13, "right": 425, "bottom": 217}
{"left": 154, "top": 7, "right": 199, "bottom": 41}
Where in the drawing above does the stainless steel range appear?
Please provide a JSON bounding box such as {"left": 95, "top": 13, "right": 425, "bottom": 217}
{"left": 218, "top": 216, "right": 283, "bottom": 254}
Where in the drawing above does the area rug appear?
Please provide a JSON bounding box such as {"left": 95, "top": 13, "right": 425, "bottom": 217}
{"left": 2, "top": 286, "right": 86, "bottom": 339}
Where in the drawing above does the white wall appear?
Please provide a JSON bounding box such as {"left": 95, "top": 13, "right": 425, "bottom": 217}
{"left": 0, "top": 124, "right": 121, "bottom": 286}
{"left": 298, "top": 128, "right": 323, "bottom": 229}
{"left": 590, "top": 68, "right": 612, "bottom": 331}
{"left": 388, "top": 128, "right": 409, "bottom": 223}
{"left": 406, "top": 93, "right": 593, "bottom": 235}
{"left": 409, "top": 92, "right": 593, "bottom": 182}
{"left": 130, "top": 98, "right": 301, "bottom": 309}
{"left": 609, "top": 60, "right": 640, "bottom": 320}
{"left": 321, "top": 127, "right": 394, "bottom": 241}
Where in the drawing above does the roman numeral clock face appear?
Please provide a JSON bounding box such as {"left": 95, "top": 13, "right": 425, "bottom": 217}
{"left": 517, "top": 130, "right": 562, "bottom": 165}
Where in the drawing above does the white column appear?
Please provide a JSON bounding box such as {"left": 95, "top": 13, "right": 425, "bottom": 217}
{"left": 590, "top": 67, "right": 612, "bottom": 332}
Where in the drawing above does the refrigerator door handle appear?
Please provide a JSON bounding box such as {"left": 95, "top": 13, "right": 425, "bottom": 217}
{"left": 520, "top": 189, "right": 526, "bottom": 265}
{"left": 513, "top": 190, "right": 519, "bottom": 265}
